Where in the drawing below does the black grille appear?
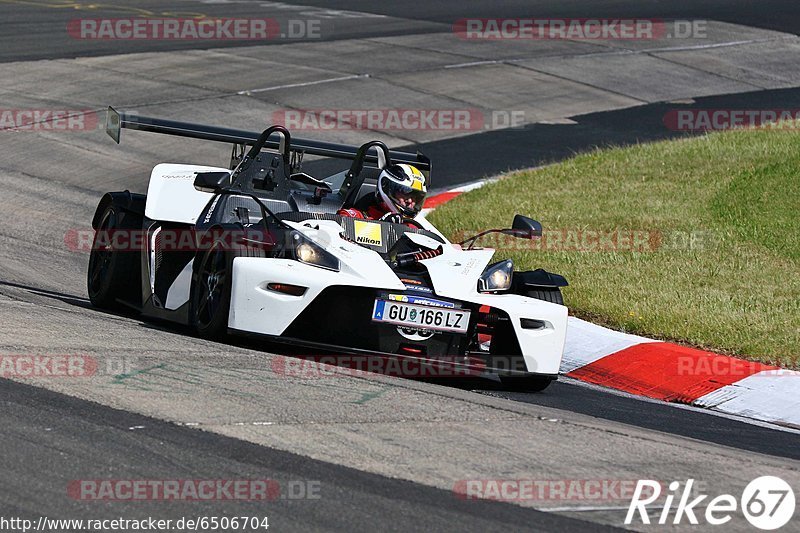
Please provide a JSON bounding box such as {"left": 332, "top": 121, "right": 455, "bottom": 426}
{"left": 283, "top": 286, "right": 470, "bottom": 357}
{"left": 154, "top": 229, "right": 163, "bottom": 274}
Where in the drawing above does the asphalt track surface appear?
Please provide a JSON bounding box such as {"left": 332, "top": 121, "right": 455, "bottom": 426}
{"left": 465, "top": 377, "right": 800, "bottom": 462}
{"left": 295, "top": 0, "right": 800, "bottom": 35}
{"left": 1, "top": 1, "right": 799, "bottom": 531}
{"left": 0, "top": 377, "right": 615, "bottom": 532}
{"left": 1, "top": 0, "right": 799, "bottom": 62}
{"left": 310, "top": 86, "right": 800, "bottom": 189}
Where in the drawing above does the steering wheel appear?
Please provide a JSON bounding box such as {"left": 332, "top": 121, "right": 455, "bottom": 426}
{"left": 340, "top": 141, "right": 392, "bottom": 210}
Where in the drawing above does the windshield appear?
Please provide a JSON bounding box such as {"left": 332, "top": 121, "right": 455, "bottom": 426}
{"left": 286, "top": 169, "right": 350, "bottom": 193}
{"left": 320, "top": 170, "right": 349, "bottom": 192}
{"left": 276, "top": 211, "right": 446, "bottom": 252}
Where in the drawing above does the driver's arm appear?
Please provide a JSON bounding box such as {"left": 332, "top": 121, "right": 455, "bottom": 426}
{"left": 337, "top": 208, "right": 365, "bottom": 219}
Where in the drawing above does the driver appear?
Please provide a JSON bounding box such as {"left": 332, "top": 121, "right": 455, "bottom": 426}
{"left": 338, "top": 163, "right": 427, "bottom": 227}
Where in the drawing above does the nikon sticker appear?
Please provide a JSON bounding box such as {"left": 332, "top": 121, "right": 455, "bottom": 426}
{"left": 354, "top": 220, "right": 383, "bottom": 247}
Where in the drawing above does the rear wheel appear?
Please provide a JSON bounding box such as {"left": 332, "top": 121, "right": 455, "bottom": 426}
{"left": 526, "top": 287, "right": 564, "bottom": 305}
{"left": 87, "top": 204, "right": 139, "bottom": 310}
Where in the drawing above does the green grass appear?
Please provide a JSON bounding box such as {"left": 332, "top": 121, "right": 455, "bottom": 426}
{"left": 428, "top": 129, "right": 800, "bottom": 368}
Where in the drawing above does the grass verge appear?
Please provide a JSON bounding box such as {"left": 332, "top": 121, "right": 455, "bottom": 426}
{"left": 428, "top": 128, "right": 800, "bottom": 368}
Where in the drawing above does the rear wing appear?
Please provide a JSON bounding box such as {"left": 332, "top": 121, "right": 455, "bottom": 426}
{"left": 105, "top": 107, "right": 431, "bottom": 176}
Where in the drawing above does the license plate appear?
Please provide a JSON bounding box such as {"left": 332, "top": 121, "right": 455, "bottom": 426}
{"left": 372, "top": 299, "right": 470, "bottom": 334}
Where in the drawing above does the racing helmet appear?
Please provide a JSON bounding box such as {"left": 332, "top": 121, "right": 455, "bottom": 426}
{"left": 377, "top": 163, "right": 427, "bottom": 217}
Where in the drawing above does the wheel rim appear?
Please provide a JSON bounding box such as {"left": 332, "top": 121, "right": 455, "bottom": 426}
{"left": 88, "top": 209, "right": 116, "bottom": 295}
{"left": 195, "top": 245, "right": 227, "bottom": 329}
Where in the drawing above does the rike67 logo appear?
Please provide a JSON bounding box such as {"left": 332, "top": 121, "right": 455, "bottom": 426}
{"left": 626, "top": 477, "right": 795, "bottom": 530}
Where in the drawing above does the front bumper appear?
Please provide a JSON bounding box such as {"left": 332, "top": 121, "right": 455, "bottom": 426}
{"left": 228, "top": 257, "right": 567, "bottom": 375}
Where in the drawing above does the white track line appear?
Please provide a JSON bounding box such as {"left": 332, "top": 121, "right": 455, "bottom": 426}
{"left": 238, "top": 74, "right": 369, "bottom": 95}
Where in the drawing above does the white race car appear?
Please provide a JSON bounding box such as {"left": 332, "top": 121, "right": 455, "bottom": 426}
{"left": 88, "top": 108, "right": 568, "bottom": 391}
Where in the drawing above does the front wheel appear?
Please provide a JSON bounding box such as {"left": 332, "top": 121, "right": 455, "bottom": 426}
{"left": 190, "top": 230, "right": 266, "bottom": 339}
{"left": 191, "top": 243, "right": 232, "bottom": 340}
{"left": 526, "top": 287, "right": 564, "bottom": 305}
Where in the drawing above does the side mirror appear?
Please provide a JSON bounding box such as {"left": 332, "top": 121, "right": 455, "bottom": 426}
{"left": 194, "top": 171, "right": 231, "bottom": 193}
{"left": 511, "top": 215, "right": 543, "bottom": 238}
{"left": 459, "top": 215, "right": 543, "bottom": 249}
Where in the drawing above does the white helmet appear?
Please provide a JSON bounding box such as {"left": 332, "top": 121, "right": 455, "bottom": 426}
{"left": 377, "top": 163, "right": 427, "bottom": 217}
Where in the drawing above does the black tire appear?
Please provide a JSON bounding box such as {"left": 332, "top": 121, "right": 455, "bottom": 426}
{"left": 500, "top": 375, "right": 554, "bottom": 392}
{"left": 190, "top": 229, "right": 266, "bottom": 339}
{"left": 489, "top": 290, "right": 562, "bottom": 392}
{"left": 497, "top": 288, "right": 563, "bottom": 391}
{"left": 191, "top": 242, "right": 232, "bottom": 340}
{"left": 526, "top": 287, "right": 564, "bottom": 305}
{"left": 87, "top": 204, "right": 140, "bottom": 310}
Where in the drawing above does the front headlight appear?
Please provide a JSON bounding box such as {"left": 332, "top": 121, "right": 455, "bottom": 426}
{"left": 290, "top": 232, "right": 340, "bottom": 271}
{"left": 478, "top": 260, "right": 514, "bottom": 292}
